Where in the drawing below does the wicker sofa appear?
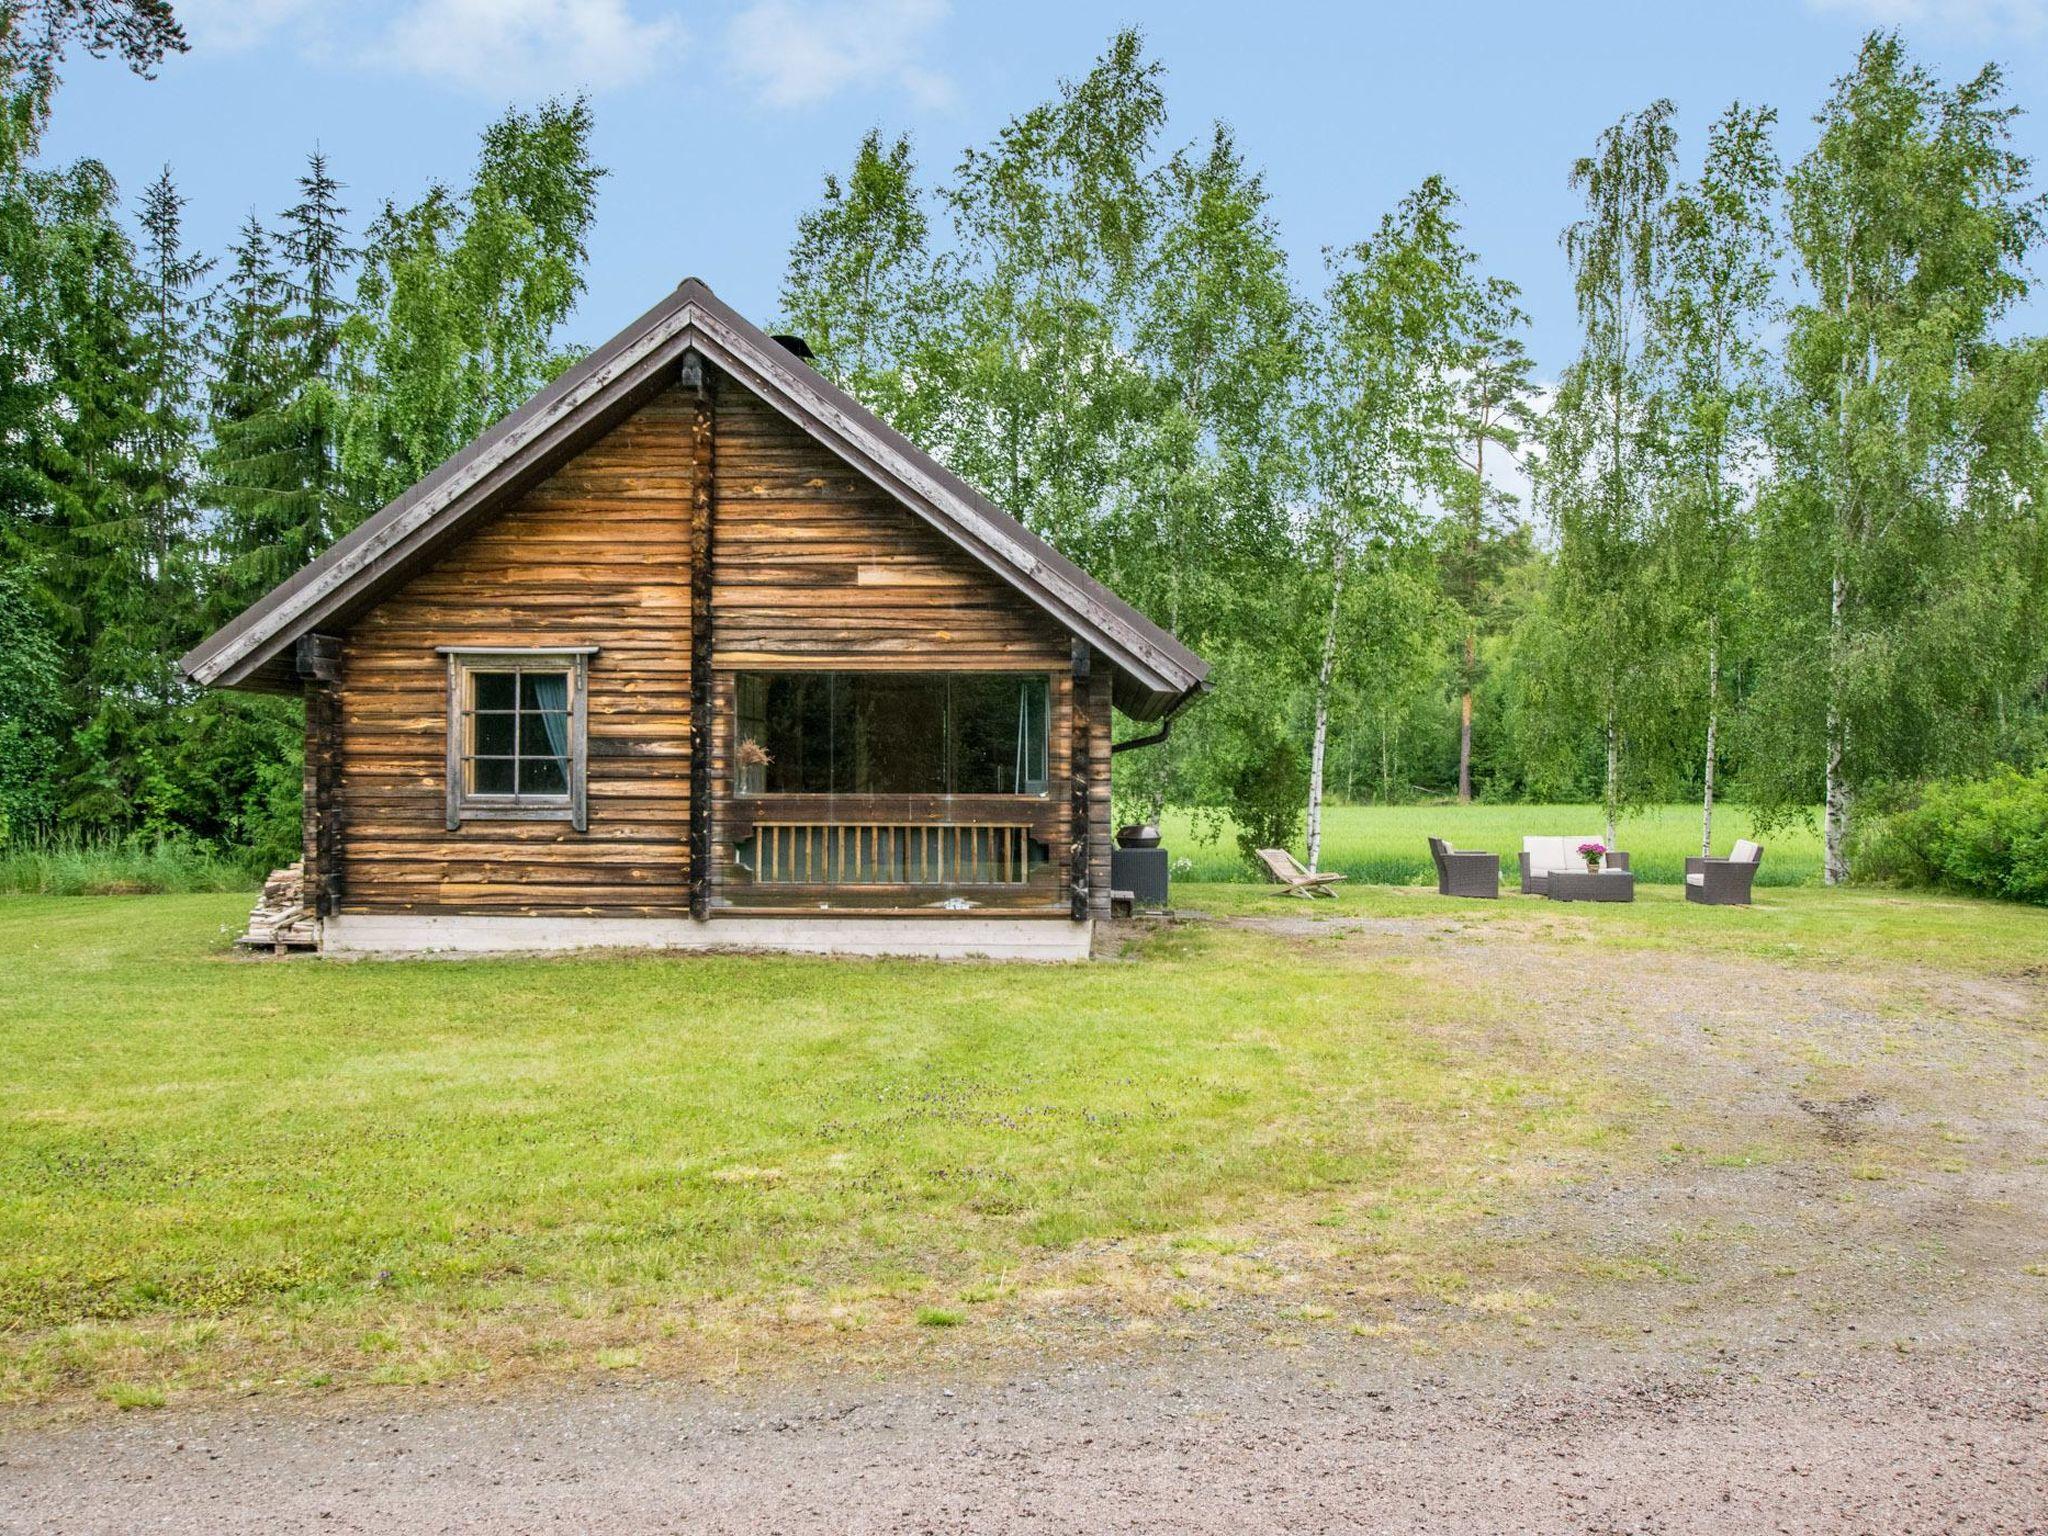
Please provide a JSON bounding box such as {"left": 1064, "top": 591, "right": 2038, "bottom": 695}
{"left": 1428, "top": 837, "right": 1500, "bottom": 899}
{"left": 1686, "top": 839, "right": 1763, "bottom": 905}
{"left": 1518, "top": 836, "right": 1630, "bottom": 895}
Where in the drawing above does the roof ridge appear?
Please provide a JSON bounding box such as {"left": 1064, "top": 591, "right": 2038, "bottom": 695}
{"left": 182, "top": 277, "right": 1207, "bottom": 719}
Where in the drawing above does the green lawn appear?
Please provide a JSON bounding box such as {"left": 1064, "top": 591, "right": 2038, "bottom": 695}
{"left": 1164, "top": 801, "right": 1823, "bottom": 886}
{"left": 3, "top": 880, "right": 2041, "bottom": 1407}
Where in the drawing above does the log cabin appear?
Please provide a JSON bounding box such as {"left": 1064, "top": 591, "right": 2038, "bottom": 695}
{"left": 180, "top": 278, "right": 1208, "bottom": 959}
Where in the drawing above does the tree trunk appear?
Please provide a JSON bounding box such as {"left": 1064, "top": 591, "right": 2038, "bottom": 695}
{"left": 1700, "top": 612, "right": 1719, "bottom": 858}
{"left": 1384, "top": 708, "right": 1400, "bottom": 806}
{"left": 1457, "top": 624, "right": 1475, "bottom": 804}
{"left": 1306, "top": 544, "right": 1348, "bottom": 875}
{"left": 1823, "top": 565, "right": 1849, "bottom": 886}
{"left": 1604, "top": 704, "right": 1619, "bottom": 851}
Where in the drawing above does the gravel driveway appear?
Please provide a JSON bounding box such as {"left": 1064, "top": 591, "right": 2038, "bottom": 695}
{"left": 6, "top": 1336, "right": 2044, "bottom": 1533}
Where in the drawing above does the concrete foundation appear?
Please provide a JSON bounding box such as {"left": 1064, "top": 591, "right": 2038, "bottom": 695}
{"left": 318, "top": 912, "right": 1094, "bottom": 962}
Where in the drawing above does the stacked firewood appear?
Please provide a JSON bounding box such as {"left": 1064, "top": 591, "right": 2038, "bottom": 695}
{"left": 238, "top": 862, "right": 320, "bottom": 952}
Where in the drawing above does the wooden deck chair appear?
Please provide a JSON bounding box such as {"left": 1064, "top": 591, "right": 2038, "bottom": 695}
{"left": 1256, "top": 848, "right": 1346, "bottom": 898}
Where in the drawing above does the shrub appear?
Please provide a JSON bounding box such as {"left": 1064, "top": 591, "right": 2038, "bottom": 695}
{"left": 1224, "top": 729, "right": 1308, "bottom": 872}
{"left": 1858, "top": 767, "right": 2048, "bottom": 904}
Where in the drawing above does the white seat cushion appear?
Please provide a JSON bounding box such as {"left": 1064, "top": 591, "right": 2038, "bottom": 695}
{"left": 1730, "top": 838, "right": 1761, "bottom": 863}
{"left": 1686, "top": 872, "right": 1705, "bottom": 886}
{"left": 1523, "top": 836, "right": 1575, "bottom": 874}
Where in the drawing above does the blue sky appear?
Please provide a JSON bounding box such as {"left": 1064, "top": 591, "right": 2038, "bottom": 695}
{"left": 46, "top": 0, "right": 2048, "bottom": 375}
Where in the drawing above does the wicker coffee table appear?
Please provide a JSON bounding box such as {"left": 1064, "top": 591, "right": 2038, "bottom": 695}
{"left": 1544, "top": 869, "right": 1635, "bottom": 903}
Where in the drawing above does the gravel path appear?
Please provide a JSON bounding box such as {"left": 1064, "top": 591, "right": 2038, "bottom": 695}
{"left": 6, "top": 1337, "right": 2045, "bottom": 1534}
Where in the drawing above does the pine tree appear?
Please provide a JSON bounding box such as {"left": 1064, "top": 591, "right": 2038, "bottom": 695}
{"left": 1442, "top": 276, "right": 1538, "bottom": 804}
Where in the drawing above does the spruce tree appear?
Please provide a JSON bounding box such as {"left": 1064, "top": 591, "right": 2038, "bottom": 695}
{"left": 23, "top": 157, "right": 159, "bottom": 825}
{"left": 133, "top": 164, "right": 209, "bottom": 642}
{"left": 206, "top": 151, "right": 356, "bottom": 607}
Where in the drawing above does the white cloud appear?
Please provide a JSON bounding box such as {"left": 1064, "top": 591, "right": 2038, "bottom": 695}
{"left": 725, "top": 0, "right": 953, "bottom": 110}
{"left": 371, "top": 0, "right": 686, "bottom": 95}
{"left": 1805, "top": 0, "right": 2048, "bottom": 38}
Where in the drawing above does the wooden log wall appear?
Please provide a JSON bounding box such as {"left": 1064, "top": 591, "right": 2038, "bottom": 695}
{"left": 324, "top": 372, "right": 1095, "bottom": 919}
{"left": 710, "top": 388, "right": 1074, "bottom": 670}
{"left": 708, "top": 386, "right": 1076, "bottom": 913}
{"left": 332, "top": 386, "right": 695, "bottom": 916}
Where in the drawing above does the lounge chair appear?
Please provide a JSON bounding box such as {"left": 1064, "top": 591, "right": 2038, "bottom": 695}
{"left": 1257, "top": 848, "right": 1346, "bottom": 899}
{"left": 1518, "top": 836, "right": 1629, "bottom": 895}
{"left": 1428, "top": 837, "right": 1500, "bottom": 899}
{"left": 1686, "top": 839, "right": 1763, "bottom": 905}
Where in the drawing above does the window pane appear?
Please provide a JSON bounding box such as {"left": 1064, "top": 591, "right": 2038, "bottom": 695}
{"left": 520, "top": 755, "right": 568, "bottom": 796}
{"left": 520, "top": 710, "right": 570, "bottom": 759}
{"left": 473, "top": 711, "right": 516, "bottom": 755}
{"left": 952, "top": 675, "right": 1049, "bottom": 794}
{"left": 472, "top": 757, "right": 516, "bottom": 795}
{"left": 521, "top": 672, "right": 569, "bottom": 711}
{"left": 760, "top": 674, "right": 835, "bottom": 793}
{"left": 740, "top": 672, "right": 1050, "bottom": 796}
{"left": 845, "top": 675, "right": 945, "bottom": 794}
{"left": 473, "top": 672, "right": 516, "bottom": 711}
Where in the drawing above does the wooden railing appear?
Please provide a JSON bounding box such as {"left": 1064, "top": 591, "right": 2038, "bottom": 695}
{"left": 748, "top": 822, "right": 1040, "bottom": 886}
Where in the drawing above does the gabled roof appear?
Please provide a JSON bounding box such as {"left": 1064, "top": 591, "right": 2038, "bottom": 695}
{"left": 180, "top": 276, "right": 1208, "bottom": 720}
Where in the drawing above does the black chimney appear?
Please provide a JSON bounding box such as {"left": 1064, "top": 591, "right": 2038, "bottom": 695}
{"left": 771, "top": 334, "right": 814, "bottom": 360}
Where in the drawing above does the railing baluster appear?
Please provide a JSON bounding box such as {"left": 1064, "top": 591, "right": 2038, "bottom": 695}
{"left": 752, "top": 821, "right": 1035, "bottom": 887}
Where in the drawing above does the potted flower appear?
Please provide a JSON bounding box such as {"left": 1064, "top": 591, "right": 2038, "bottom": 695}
{"left": 1576, "top": 840, "right": 1607, "bottom": 874}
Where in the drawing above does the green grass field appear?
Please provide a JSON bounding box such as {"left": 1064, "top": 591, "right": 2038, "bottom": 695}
{"left": 1164, "top": 802, "right": 1822, "bottom": 887}
{"left": 5, "top": 878, "right": 2043, "bottom": 1407}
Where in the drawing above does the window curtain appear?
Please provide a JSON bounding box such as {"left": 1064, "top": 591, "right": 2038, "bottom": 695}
{"left": 530, "top": 672, "right": 570, "bottom": 768}
{"left": 1013, "top": 684, "right": 1030, "bottom": 794}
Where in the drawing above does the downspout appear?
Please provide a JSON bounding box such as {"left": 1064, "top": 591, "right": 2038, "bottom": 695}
{"left": 1110, "top": 683, "right": 1205, "bottom": 755}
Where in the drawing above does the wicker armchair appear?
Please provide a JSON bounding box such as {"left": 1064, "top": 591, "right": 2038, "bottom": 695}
{"left": 1686, "top": 840, "right": 1763, "bottom": 905}
{"left": 1428, "top": 837, "right": 1500, "bottom": 899}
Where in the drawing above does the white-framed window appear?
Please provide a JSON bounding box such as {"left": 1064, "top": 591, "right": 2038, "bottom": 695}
{"left": 439, "top": 647, "right": 595, "bottom": 830}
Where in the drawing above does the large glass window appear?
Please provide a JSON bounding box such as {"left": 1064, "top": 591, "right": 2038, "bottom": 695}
{"left": 736, "top": 672, "right": 1050, "bottom": 796}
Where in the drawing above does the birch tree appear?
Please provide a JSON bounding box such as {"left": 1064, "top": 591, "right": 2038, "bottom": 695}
{"left": 778, "top": 127, "right": 941, "bottom": 436}
{"left": 1654, "top": 102, "right": 1779, "bottom": 855}
{"left": 1302, "top": 177, "right": 1477, "bottom": 870}
{"left": 1544, "top": 101, "right": 1678, "bottom": 847}
{"left": 1757, "top": 33, "right": 2048, "bottom": 882}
